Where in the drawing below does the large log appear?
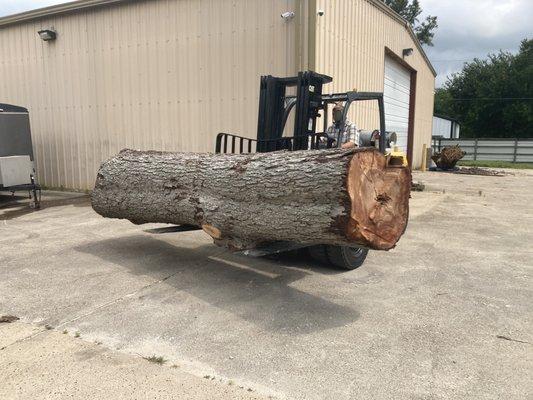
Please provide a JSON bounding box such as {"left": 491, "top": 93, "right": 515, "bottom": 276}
{"left": 91, "top": 148, "right": 411, "bottom": 251}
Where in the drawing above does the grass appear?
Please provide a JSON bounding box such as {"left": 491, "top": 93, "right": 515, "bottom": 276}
{"left": 458, "top": 160, "right": 533, "bottom": 169}
{"left": 143, "top": 355, "right": 167, "bottom": 365}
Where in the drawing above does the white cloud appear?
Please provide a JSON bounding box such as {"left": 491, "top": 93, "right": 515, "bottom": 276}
{"left": 421, "top": 0, "right": 532, "bottom": 86}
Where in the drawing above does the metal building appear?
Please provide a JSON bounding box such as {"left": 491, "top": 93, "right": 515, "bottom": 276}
{"left": 0, "top": 0, "right": 436, "bottom": 190}
{"left": 432, "top": 115, "right": 460, "bottom": 139}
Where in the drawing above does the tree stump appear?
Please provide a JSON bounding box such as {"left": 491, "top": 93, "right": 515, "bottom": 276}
{"left": 432, "top": 145, "right": 466, "bottom": 170}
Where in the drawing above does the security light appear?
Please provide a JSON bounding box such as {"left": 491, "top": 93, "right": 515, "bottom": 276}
{"left": 280, "top": 11, "right": 295, "bottom": 21}
{"left": 38, "top": 29, "right": 56, "bottom": 41}
{"left": 402, "top": 48, "right": 413, "bottom": 57}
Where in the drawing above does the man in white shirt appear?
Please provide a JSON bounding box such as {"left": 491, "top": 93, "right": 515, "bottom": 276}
{"left": 324, "top": 102, "right": 360, "bottom": 149}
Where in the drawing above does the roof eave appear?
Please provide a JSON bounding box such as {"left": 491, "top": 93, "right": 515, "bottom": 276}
{"left": 434, "top": 114, "right": 460, "bottom": 123}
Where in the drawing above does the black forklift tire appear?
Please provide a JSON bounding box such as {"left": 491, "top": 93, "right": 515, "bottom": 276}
{"left": 307, "top": 244, "right": 330, "bottom": 265}
{"left": 325, "top": 245, "right": 369, "bottom": 270}
{"left": 308, "top": 245, "right": 369, "bottom": 270}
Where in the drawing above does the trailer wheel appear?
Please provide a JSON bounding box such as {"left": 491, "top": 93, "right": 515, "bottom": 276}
{"left": 326, "top": 246, "right": 368, "bottom": 270}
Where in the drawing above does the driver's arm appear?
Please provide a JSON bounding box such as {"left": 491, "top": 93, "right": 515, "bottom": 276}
{"left": 341, "top": 123, "right": 359, "bottom": 148}
{"left": 341, "top": 141, "right": 356, "bottom": 149}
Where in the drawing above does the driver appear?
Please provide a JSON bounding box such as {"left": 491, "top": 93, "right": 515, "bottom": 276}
{"left": 324, "top": 102, "right": 360, "bottom": 149}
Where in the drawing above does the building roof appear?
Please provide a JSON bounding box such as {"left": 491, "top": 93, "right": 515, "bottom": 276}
{"left": 0, "top": 0, "right": 436, "bottom": 76}
{"left": 434, "top": 114, "right": 460, "bottom": 124}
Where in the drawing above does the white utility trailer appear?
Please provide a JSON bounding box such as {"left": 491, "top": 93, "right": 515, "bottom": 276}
{"left": 0, "top": 103, "right": 40, "bottom": 208}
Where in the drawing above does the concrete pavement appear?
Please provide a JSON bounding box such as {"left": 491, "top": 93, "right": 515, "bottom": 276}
{"left": 0, "top": 321, "right": 265, "bottom": 399}
{"left": 1, "top": 170, "right": 532, "bottom": 399}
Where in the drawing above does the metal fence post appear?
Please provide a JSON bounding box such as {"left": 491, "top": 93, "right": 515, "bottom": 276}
{"left": 473, "top": 138, "right": 478, "bottom": 160}
{"left": 513, "top": 138, "right": 518, "bottom": 162}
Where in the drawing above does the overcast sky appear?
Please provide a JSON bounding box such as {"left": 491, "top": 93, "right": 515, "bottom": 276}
{"left": 1, "top": 0, "right": 531, "bottom": 87}
{"left": 421, "top": 0, "right": 532, "bottom": 86}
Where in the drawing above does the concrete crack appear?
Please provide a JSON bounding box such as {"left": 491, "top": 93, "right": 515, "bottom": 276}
{"left": 55, "top": 248, "right": 228, "bottom": 329}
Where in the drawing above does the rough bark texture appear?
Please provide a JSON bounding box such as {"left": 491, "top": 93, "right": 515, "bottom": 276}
{"left": 91, "top": 148, "right": 411, "bottom": 250}
{"left": 432, "top": 145, "right": 466, "bottom": 170}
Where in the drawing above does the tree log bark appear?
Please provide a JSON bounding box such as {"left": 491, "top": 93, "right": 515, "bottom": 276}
{"left": 91, "top": 148, "right": 411, "bottom": 251}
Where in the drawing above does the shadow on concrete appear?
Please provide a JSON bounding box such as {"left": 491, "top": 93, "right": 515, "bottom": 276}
{"left": 75, "top": 234, "right": 359, "bottom": 334}
{"left": 0, "top": 193, "right": 90, "bottom": 220}
{"left": 0, "top": 193, "right": 29, "bottom": 207}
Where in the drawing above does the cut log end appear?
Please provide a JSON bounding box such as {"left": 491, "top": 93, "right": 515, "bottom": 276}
{"left": 345, "top": 151, "right": 411, "bottom": 250}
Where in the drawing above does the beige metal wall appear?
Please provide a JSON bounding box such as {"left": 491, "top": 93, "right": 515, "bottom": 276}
{"left": 313, "top": 0, "right": 435, "bottom": 168}
{"left": 0, "top": 0, "right": 297, "bottom": 190}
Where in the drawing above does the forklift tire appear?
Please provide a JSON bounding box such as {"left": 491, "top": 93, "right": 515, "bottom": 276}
{"left": 308, "top": 245, "right": 368, "bottom": 270}
{"left": 326, "top": 245, "right": 369, "bottom": 270}
{"left": 307, "top": 244, "right": 329, "bottom": 265}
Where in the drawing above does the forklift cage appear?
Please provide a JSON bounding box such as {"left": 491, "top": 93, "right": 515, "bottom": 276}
{"left": 216, "top": 71, "right": 387, "bottom": 155}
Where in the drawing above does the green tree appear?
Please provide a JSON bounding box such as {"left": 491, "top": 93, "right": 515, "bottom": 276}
{"left": 382, "top": 0, "right": 438, "bottom": 46}
{"left": 435, "top": 39, "right": 533, "bottom": 138}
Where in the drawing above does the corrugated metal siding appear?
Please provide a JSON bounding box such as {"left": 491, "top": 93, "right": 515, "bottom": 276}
{"left": 314, "top": 0, "right": 435, "bottom": 168}
{"left": 0, "top": 0, "right": 297, "bottom": 190}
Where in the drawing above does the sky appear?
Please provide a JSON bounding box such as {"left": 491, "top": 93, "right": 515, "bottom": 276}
{"left": 1, "top": 0, "right": 531, "bottom": 87}
{"left": 421, "top": 0, "right": 532, "bottom": 86}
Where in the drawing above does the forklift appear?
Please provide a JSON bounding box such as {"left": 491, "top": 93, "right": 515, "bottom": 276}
{"left": 157, "top": 71, "right": 399, "bottom": 270}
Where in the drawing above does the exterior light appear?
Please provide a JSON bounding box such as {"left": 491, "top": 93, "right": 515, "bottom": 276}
{"left": 402, "top": 48, "right": 413, "bottom": 57}
{"left": 280, "top": 11, "right": 295, "bottom": 21}
{"left": 38, "top": 29, "right": 56, "bottom": 41}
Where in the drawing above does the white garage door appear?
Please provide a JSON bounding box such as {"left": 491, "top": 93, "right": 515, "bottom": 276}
{"left": 384, "top": 56, "right": 411, "bottom": 153}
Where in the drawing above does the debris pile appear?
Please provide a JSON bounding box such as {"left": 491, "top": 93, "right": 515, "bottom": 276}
{"left": 411, "top": 181, "right": 425, "bottom": 192}
{"left": 0, "top": 315, "right": 19, "bottom": 323}
{"left": 455, "top": 167, "right": 505, "bottom": 177}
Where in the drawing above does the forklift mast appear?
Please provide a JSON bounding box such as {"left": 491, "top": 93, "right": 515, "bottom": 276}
{"left": 216, "top": 70, "right": 388, "bottom": 155}
{"left": 256, "top": 71, "right": 332, "bottom": 151}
